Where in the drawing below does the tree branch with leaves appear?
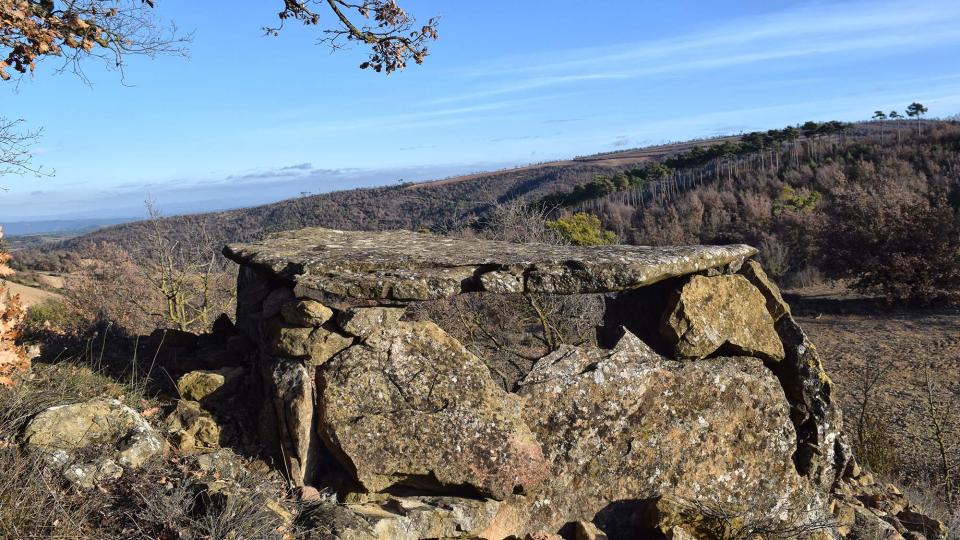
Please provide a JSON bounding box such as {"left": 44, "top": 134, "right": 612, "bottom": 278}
{"left": 266, "top": 0, "right": 439, "bottom": 74}
{"left": 0, "top": 0, "right": 189, "bottom": 82}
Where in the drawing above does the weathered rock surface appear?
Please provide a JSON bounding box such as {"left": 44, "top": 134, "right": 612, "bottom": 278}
{"left": 739, "top": 259, "right": 791, "bottom": 321}
{"left": 165, "top": 399, "right": 222, "bottom": 453}
{"left": 317, "top": 320, "right": 549, "bottom": 500}
{"left": 224, "top": 227, "right": 757, "bottom": 301}
{"left": 282, "top": 299, "right": 334, "bottom": 327}
{"left": 505, "top": 332, "right": 824, "bottom": 536}
{"left": 661, "top": 274, "right": 784, "bottom": 361}
{"left": 299, "top": 496, "right": 500, "bottom": 540}
{"left": 269, "top": 322, "right": 354, "bottom": 365}
{"left": 574, "top": 521, "right": 609, "bottom": 540}
{"left": 337, "top": 307, "right": 406, "bottom": 338}
{"left": 176, "top": 367, "right": 243, "bottom": 403}
{"left": 22, "top": 398, "right": 163, "bottom": 486}
{"left": 270, "top": 359, "right": 323, "bottom": 487}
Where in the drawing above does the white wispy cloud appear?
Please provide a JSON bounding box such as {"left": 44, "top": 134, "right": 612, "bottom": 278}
{"left": 433, "top": 0, "right": 960, "bottom": 106}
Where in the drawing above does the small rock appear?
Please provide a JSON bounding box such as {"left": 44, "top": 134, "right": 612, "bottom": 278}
{"left": 296, "top": 485, "right": 325, "bottom": 502}
{"left": 524, "top": 533, "right": 563, "bottom": 540}
{"left": 313, "top": 495, "right": 501, "bottom": 539}
{"left": 176, "top": 367, "right": 243, "bottom": 403}
{"left": 62, "top": 459, "right": 121, "bottom": 489}
{"left": 165, "top": 400, "right": 221, "bottom": 453}
{"left": 63, "top": 462, "right": 99, "bottom": 489}
{"left": 270, "top": 323, "right": 353, "bottom": 365}
{"left": 849, "top": 505, "right": 903, "bottom": 540}
{"left": 282, "top": 299, "right": 334, "bottom": 327}
{"left": 661, "top": 274, "right": 785, "bottom": 361}
{"left": 194, "top": 448, "right": 240, "bottom": 478}
{"left": 575, "top": 520, "right": 609, "bottom": 540}
{"left": 897, "top": 506, "right": 948, "bottom": 539}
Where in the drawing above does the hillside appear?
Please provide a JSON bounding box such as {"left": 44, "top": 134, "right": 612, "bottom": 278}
{"left": 16, "top": 119, "right": 960, "bottom": 304}
{"left": 26, "top": 133, "right": 758, "bottom": 258}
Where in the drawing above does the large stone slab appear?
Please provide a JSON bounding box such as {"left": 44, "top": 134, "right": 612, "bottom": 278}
{"left": 493, "top": 332, "right": 826, "bottom": 537}
{"left": 316, "top": 320, "right": 550, "bottom": 500}
{"left": 224, "top": 227, "right": 756, "bottom": 301}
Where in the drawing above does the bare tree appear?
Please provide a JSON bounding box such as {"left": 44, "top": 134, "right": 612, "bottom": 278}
{"left": 141, "top": 200, "right": 232, "bottom": 332}
{"left": 920, "top": 356, "right": 958, "bottom": 507}
{"left": 473, "top": 201, "right": 567, "bottom": 245}
{"left": 848, "top": 349, "right": 898, "bottom": 474}
{"left": 0, "top": 117, "right": 47, "bottom": 177}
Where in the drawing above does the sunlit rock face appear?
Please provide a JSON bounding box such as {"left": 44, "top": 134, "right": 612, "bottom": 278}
{"left": 224, "top": 227, "right": 941, "bottom": 540}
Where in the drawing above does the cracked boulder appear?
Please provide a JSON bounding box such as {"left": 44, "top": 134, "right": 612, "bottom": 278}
{"left": 316, "top": 320, "right": 549, "bottom": 500}
{"left": 660, "top": 274, "right": 784, "bottom": 361}
{"left": 495, "top": 332, "right": 823, "bottom": 536}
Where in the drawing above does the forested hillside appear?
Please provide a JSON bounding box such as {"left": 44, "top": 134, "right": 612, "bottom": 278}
{"left": 14, "top": 137, "right": 737, "bottom": 265}
{"left": 569, "top": 120, "right": 960, "bottom": 302}
{"left": 17, "top": 118, "right": 960, "bottom": 303}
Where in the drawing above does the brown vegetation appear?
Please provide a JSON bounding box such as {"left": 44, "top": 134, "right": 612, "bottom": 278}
{"left": 797, "top": 303, "right": 960, "bottom": 517}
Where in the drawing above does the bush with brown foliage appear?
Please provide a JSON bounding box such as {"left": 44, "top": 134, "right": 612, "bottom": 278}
{"left": 822, "top": 187, "right": 960, "bottom": 305}
{"left": 0, "top": 226, "right": 29, "bottom": 386}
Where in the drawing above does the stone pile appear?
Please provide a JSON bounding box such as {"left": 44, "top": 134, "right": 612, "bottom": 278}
{"left": 223, "top": 227, "right": 945, "bottom": 540}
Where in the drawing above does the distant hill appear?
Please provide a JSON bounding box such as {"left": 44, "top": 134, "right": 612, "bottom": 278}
{"left": 40, "top": 132, "right": 769, "bottom": 257}
{"left": 26, "top": 120, "right": 952, "bottom": 264}
{"left": 3, "top": 217, "right": 137, "bottom": 237}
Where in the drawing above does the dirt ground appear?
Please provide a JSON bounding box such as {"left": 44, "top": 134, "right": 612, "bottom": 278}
{"left": 1, "top": 279, "right": 62, "bottom": 308}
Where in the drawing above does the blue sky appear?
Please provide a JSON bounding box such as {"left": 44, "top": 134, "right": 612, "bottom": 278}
{"left": 2, "top": 0, "right": 960, "bottom": 221}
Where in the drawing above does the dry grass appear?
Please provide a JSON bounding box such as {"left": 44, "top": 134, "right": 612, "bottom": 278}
{"left": 0, "top": 347, "right": 295, "bottom": 539}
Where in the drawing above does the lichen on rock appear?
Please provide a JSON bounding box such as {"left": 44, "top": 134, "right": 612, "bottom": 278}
{"left": 220, "top": 226, "right": 944, "bottom": 540}
{"left": 316, "top": 320, "right": 549, "bottom": 500}
{"left": 22, "top": 398, "right": 163, "bottom": 486}
{"left": 660, "top": 274, "right": 785, "bottom": 361}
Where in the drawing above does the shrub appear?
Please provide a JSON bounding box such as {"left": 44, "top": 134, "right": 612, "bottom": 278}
{"left": 545, "top": 212, "right": 617, "bottom": 246}
{"left": 821, "top": 187, "right": 960, "bottom": 305}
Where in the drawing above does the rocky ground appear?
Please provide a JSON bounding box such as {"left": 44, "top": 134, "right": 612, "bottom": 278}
{"left": 2, "top": 230, "right": 957, "bottom": 539}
